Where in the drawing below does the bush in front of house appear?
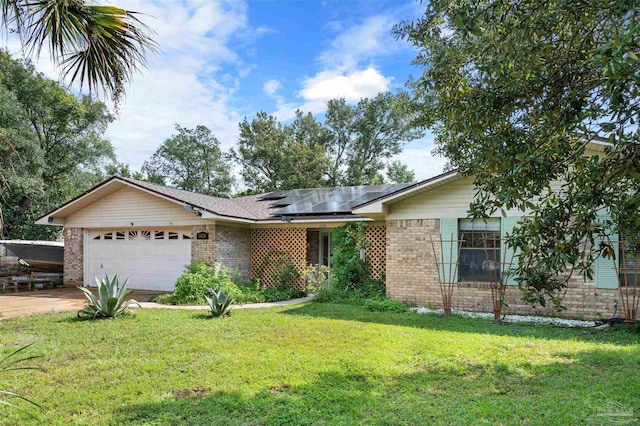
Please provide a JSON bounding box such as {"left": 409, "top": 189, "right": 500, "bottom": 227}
{"left": 156, "top": 262, "right": 241, "bottom": 305}
{"left": 312, "top": 288, "right": 407, "bottom": 312}
{"left": 155, "top": 262, "right": 305, "bottom": 306}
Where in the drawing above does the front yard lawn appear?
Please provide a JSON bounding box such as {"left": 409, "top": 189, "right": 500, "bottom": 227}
{"left": 1, "top": 303, "right": 638, "bottom": 425}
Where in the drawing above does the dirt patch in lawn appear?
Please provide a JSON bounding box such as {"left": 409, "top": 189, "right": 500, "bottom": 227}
{"left": 171, "top": 388, "right": 209, "bottom": 399}
{"left": 268, "top": 384, "right": 291, "bottom": 394}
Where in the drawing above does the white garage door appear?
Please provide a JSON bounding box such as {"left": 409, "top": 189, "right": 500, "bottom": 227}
{"left": 87, "top": 228, "right": 191, "bottom": 291}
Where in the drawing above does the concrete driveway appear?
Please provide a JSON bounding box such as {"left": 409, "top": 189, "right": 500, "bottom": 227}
{"left": 0, "top": 287, "right": 161, "bottom": 319}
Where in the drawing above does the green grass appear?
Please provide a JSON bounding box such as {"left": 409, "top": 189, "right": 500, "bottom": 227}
{"left": 0, "top": 303, "right": 638, "bottom": 425}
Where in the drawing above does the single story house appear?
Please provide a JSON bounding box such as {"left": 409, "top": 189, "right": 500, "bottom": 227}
{"left": 37, "top": 139, "right": 622, "bottom": 319}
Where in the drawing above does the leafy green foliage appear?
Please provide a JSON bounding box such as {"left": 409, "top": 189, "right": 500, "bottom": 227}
{"left": 255, "top": 251, "right": 301, "bottom": 290}
{"left": 385, "top": 160, "right": 417, "bottom": 184}
{"left": 0, "top": 51, "right": 115, "bottom": 240}
{"left": 142, "top": 125, "right": 235, "bottom": 197}
{"left": 162, "top": 262, "right": 240, "bottom": 305}
{"left": 204, "top": 289, "right": 233, "bottom": 318}
{"left": 232, "top": 111, "right": 329, "bottom": 192}
{"left": 0, "top": 0, "right": 158, "bottom": 106}
{"left": 362, "top": 298, "right": 408, "bottom": 313}
{"left": 0, "top": 343, "right": 42, "bottom": 421}
{"left": 156, "top": 262, "right": 305, "bottom": 306}
{"left": 301, "top": 264, "right": 330, "bottom": 293}
{"left": 233, "top": 92, "right": 423, "bottom": 191}
{"left": 325, "top": 92, "right": 424, "bottom": 186}
{"left": 330, "top": 222, "right": 384, "bottom": 297}
{"left": 77, "top": 274, "right": 140, "bottom": 319}
{"left": 312, "top": 288, "right": 404, "bottom": 312}
{"left": 396, "top": 0, "right": 640, "bottom": 308}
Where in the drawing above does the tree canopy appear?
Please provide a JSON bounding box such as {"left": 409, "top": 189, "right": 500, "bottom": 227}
{"left": 396, "top": 0, "right": 640, "bottom": 307}
{"left": 234, "top": 92, "right": 422, "bottom": 192}
{"left": 142, "top": 125, "right": 235, "bottom": 198}
{"left": 0, "top": 51, "right": 114, "bottom": 239}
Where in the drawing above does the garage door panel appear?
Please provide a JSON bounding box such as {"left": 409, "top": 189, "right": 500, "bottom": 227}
{"left": 87, "top": 228, "right": 191, "bottom": 291}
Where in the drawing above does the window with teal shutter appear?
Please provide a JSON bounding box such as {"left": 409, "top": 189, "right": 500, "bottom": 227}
{"left": 439, "top": 218, "right": 458, "bottom": 282}
{"left": 458, "top": 218, "right": 500, "bottom": 282}
{"left": 501, "top": 217, "right": 520, "bottom": 286}
{"left": 595, "top": 216, "right": 619, "bottom": 289}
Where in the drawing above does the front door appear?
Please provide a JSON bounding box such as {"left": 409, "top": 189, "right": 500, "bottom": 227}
{"left": 319, "top": 231, "right": 333, "bottom": 269}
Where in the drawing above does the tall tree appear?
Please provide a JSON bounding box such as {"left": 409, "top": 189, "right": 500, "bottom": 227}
{"left": 0, "top": 52, "right": 114, "bottom": 239}
{"left": 142, "top": 125, "right": 235, "bottom": 197}
{"left": 233, "top": 111, "right": 329, "bottom": 193}
{"left": 326, "top": 92, "right": 425, "bottom": 186}
{"left": 1, "top": 0, "right": 157, "bottom": 105}
{"left": 386, "top": 161, "right": 416, "bottom": 184}
{"left": 396, "top": 0, "right": 640, "bottom": 307}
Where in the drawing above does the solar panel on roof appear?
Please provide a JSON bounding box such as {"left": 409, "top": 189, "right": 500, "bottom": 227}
{"left": 263, "top": 183, "right": 411, "bottom": 217}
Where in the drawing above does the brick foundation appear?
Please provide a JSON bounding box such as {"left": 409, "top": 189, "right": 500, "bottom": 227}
{"left": 191, "top": 224, "right": 215, "bottom": 264}
{"left": 215, "top": 225, "right": 250, "bottom": 282}
{"left": 386, "top": 219, "right": 619, "bottom": 320}
{"left": 63, "top": 227, "right": 83, "bottom": 287}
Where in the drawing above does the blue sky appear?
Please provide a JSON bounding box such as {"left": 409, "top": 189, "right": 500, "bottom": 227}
{"left": 6, "top": 0, "right": 447, "bottom": 182}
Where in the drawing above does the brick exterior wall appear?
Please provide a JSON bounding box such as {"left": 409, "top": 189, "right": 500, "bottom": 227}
{"left": 386, "top": 219, "right": 619, "bottom": 320}
{"left": 63, "top": 227, "right": 83, "bottom": 287}
{"left": 215, "top": 225, "right": 251, "bottom": 282}
{"left": 191, "top": 224, "right": 215, "bottom": 264}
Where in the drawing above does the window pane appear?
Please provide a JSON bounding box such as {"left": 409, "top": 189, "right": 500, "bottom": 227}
{"left": 459, "top": 248, "right": 500, "bottom": 282}
{"left": 459, "top": 218, "right": 501, "bottom": 232}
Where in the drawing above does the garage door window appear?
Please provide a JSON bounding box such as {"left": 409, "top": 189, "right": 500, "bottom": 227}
{"left": 92, "top": 230, "right": 191, "bottom": 241}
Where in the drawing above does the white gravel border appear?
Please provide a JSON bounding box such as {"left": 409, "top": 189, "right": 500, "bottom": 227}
{"left": 411, "top": 307, "right": 597, "bottom": 328}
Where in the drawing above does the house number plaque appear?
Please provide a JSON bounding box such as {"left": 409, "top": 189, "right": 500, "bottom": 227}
{"left": 196, "top": 231, "right": 209, "bottom": 240}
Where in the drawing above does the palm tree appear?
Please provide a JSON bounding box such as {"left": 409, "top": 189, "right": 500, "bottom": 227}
{"left": 1, "top": 0, "right": 158, "bottom": 106}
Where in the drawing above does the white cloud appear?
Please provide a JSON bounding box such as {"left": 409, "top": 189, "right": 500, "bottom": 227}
{"left": 263, "top": 79, "right": 281, "bottom": 96}
{"left": 300, "top": 68, "right": 392, "bottom": 103}
{"left": 273, "top": 67, "right": 391, "bottom": 121}
{"left": 272, "top": 10, "right": 402, "bottom": 121}
{"left": 318, "top": 14, "right": 397, "bottom": 70}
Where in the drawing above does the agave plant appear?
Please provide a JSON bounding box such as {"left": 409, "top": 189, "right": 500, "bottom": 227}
{"left": 204, "top": 289, "right": 233, "bottom": 318}
{"left": 77, "top": 274, "right": 140, "bottom": 319}
{"left": 0, "top": 343, "right": 43, "bottom": 420}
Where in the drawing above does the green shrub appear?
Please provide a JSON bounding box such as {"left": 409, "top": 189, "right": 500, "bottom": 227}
{"left": 158, "top": 262, "right": 305, "bottom": 306}
{"left": 256, "top": 250, "right": 301, "bottom": 290}
{"left": 160, "top": 262, "right": 242, "bottom": 305}
{"left": 302, "top": 264, "right": 330, "bottom": 293}
{"left": 363, "top": 298, "right": 408, "bottom": 313}
{"left": 170, "top": 272, "right": 212, "bottom": 305}
{"left": 331, "top": 223, "right": 376, "bottom": 293}
{"left": 312, "top": 288, "right": 370, "bottom": 305}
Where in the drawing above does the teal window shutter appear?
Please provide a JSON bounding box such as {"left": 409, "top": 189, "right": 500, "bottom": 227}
{"left": 501, "top": 217, "right": 520, "bottom": 285}
{"left": 595, "top": 216, "right": 619, "bottom": 289}
{"left": 440, "top": 218, "right": 459, "bottom": 282}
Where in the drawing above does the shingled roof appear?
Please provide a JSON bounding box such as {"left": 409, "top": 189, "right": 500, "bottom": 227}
{"left": 37, "top": 175, "right": 412, "bottom": 224}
